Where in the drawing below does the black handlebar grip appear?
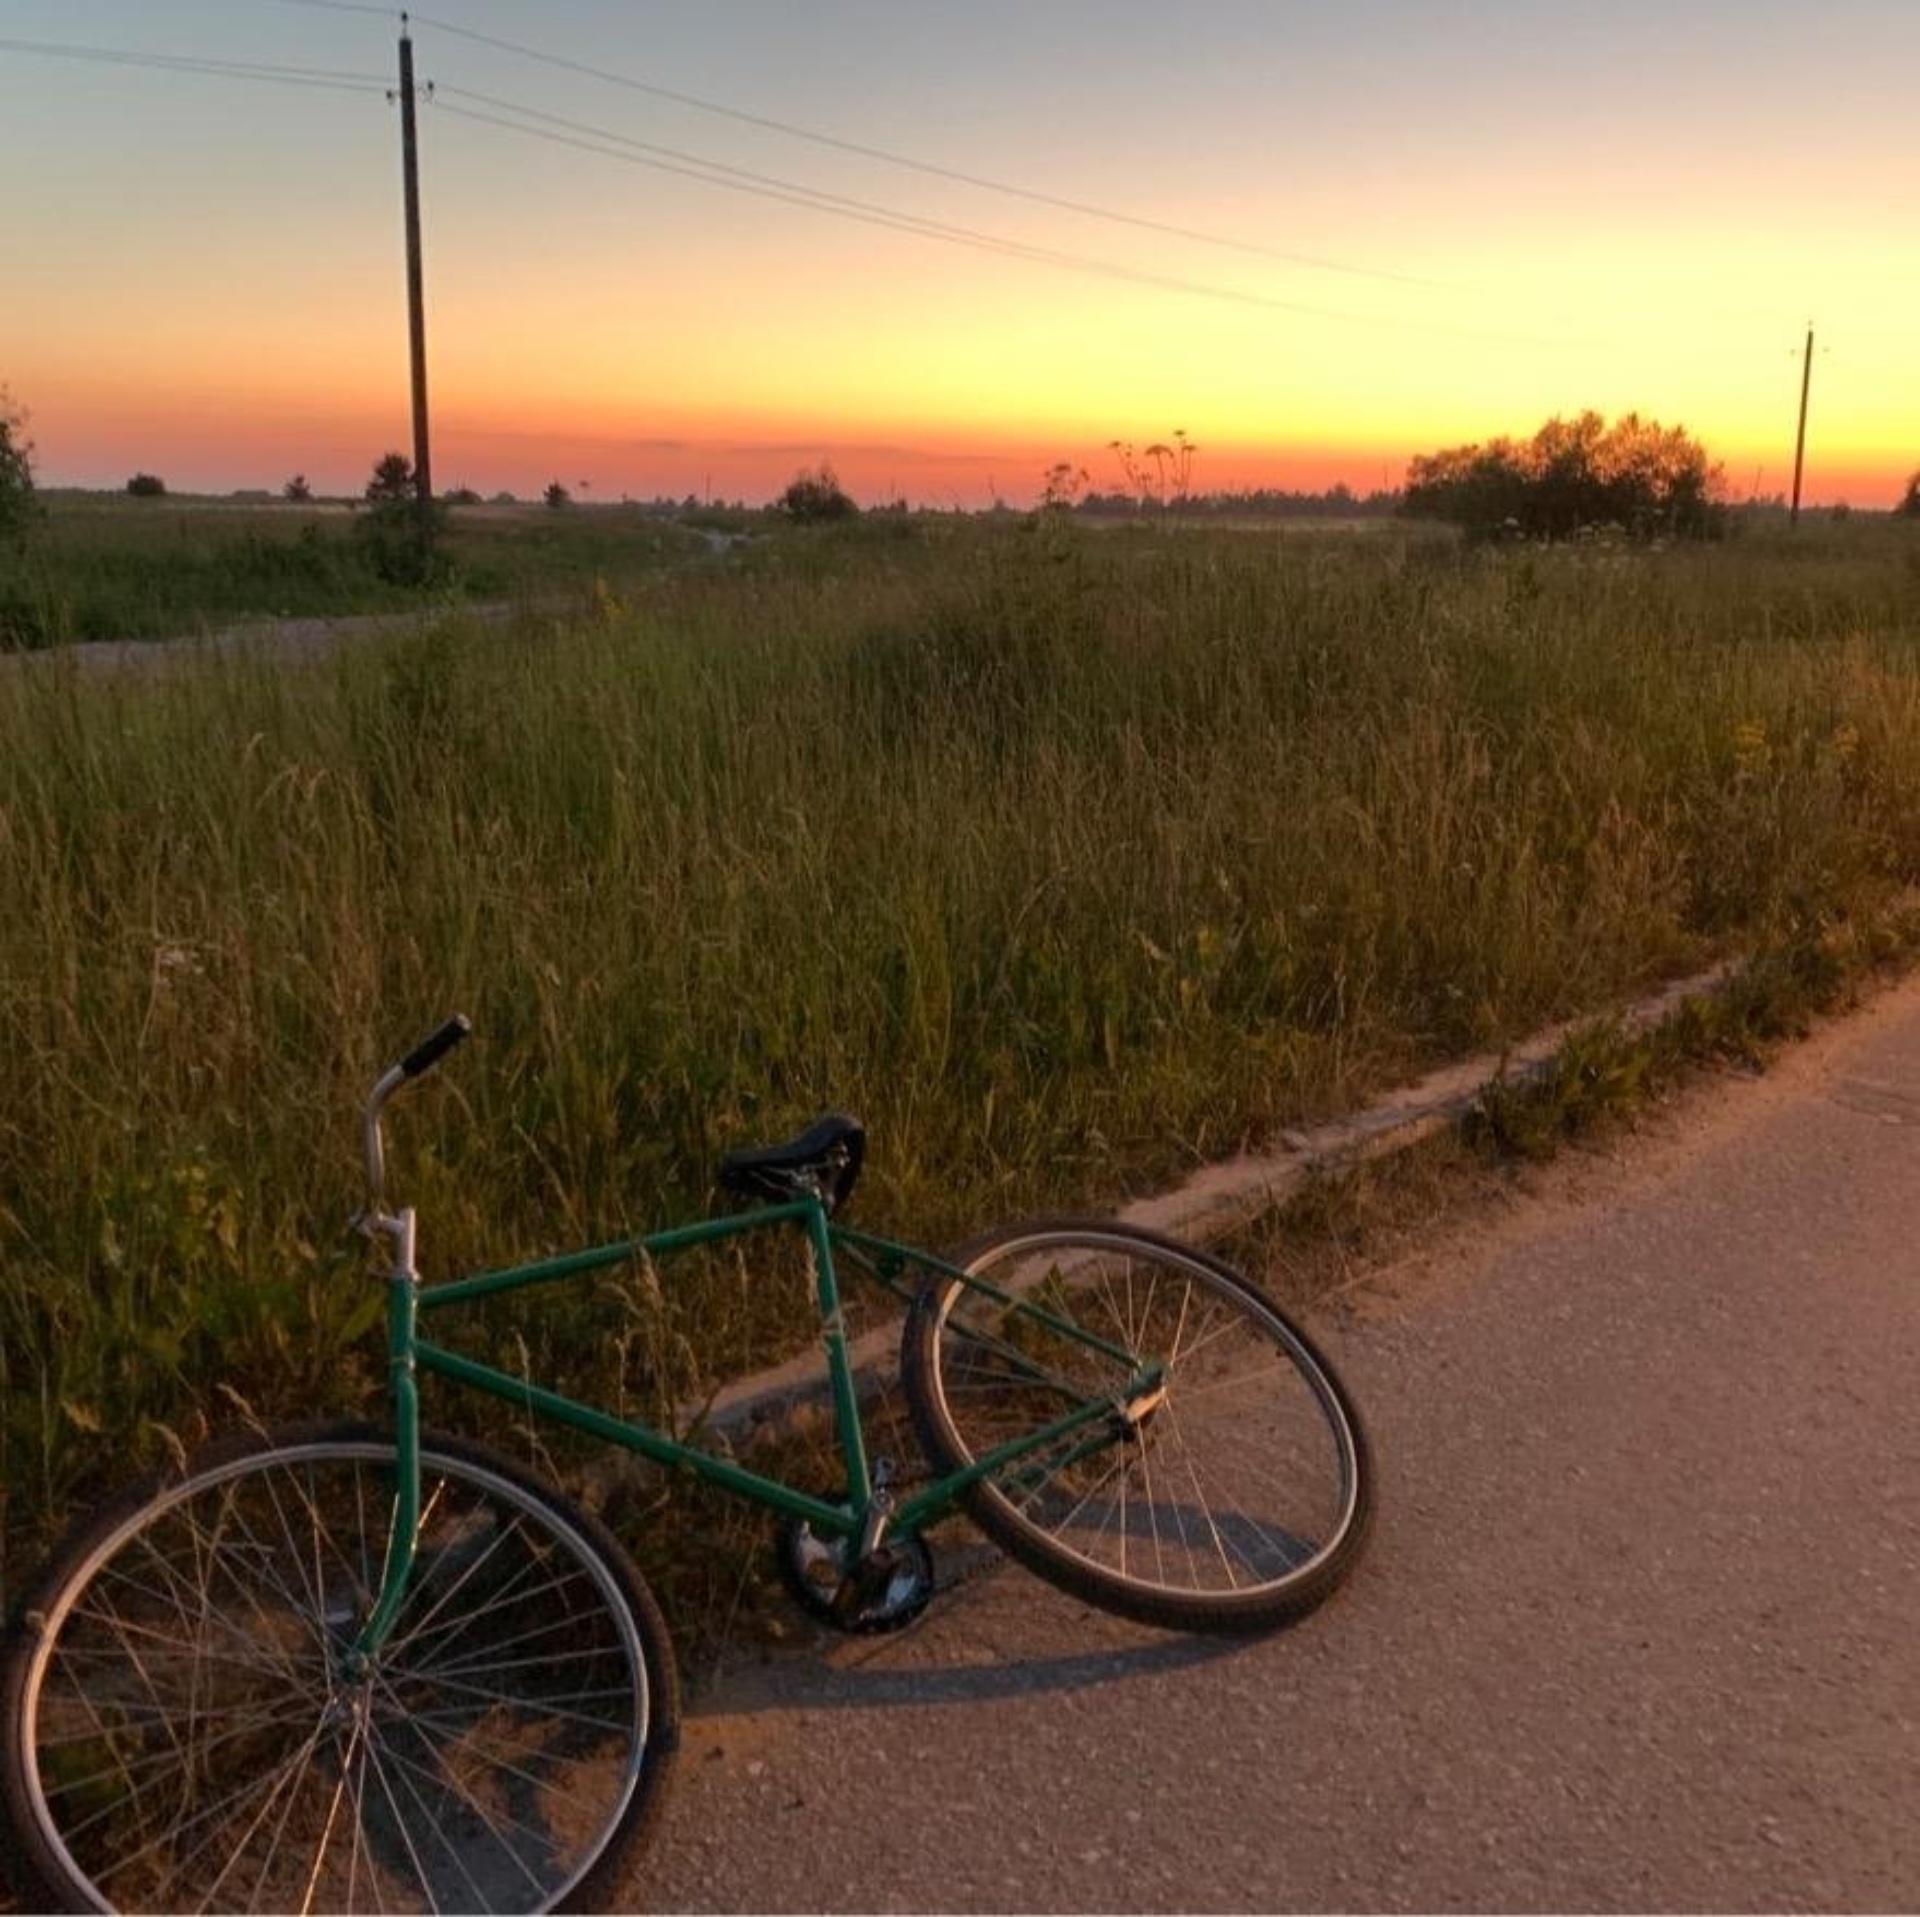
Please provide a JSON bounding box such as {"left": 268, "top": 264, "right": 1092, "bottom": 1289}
{"left": 399, "top": 1014, "right": 472, "bottom": 1079}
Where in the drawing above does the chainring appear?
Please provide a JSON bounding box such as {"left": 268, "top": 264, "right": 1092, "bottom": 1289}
{"left": 776, "top": 1512, "right": 936, "bottom": 1634}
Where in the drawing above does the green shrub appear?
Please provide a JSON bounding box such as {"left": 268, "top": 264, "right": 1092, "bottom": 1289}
{"left": 0, "top": 392, "right": 37, "bottom": 548}
{"left": 780, "top": 463, "right": 858, "bottom": 524}
{"left": 1404, "top": 412, "right": 1725, "bottom": 542}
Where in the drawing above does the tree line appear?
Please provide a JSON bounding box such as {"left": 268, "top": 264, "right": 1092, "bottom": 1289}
{"left": 7, "top": 386, "right": 1920, "bottom": 549}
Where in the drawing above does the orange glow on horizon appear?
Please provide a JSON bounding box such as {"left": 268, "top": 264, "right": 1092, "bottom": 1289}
{"left": 23, "top": 368, "right": 1919, "bottom": 511}
{"left": 17, "top": 208, "right": 1917, "bottom": 509}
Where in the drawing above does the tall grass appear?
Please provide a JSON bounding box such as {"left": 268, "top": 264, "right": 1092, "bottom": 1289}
{"left": 4, "top": 515, "right": 1920, "bottom": 1590}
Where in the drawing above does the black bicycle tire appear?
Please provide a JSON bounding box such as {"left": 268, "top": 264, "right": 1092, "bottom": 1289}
{"left": 1, "top": 1419, "right": 680, "bottom": 1914}
{"left": 902, "top": 1219, "right": 1373, "bottom": 1633}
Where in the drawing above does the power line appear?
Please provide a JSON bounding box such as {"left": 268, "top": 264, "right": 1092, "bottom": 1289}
{"left": 6, "top": 22, "right": 1596, "bottom": 352}
{"left": 258, "top": 0, "right": 397, "bottom": 16}
{"left": 0, "top": 36, "right": 386, "bottom": 91}
{"left": 437, "top": 85, "right": 1356, "bottom": 319}
{"left": 407, "top": 9, "right": 1437, "bottom": 291}
{"left": 430, "top": 89, "right": 1589, "bottom": 351}
{"left": 433, "top": 93, "right": 1372, "bottom": 322}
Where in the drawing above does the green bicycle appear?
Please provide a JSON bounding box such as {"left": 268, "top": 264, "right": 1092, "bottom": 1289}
{"left": 2, "top": 1018, "right": 1372, "bottom": 1913}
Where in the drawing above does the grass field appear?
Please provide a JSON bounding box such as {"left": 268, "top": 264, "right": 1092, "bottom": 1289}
{"left": 0, "top": 493, "right": 719, "bottom": 648}
{"left": 4, "top": 507, "right": 1920, "bottom": 1604}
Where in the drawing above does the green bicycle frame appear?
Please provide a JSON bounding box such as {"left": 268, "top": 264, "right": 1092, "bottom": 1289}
{"left": 350, "top": 1192, "right": 1159, "bottom": 1662}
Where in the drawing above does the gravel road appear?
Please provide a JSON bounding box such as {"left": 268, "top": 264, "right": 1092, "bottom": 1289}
{"left": 635, "top": 975, "right": 1920, "bottom": 1911}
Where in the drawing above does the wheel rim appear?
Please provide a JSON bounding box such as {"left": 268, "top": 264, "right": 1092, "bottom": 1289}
{"left": 17, "top": 1440, "right": 652, "bottom": 1914}
{"left": 928, "top": 1229, "right": 1363, "bottom": 1608}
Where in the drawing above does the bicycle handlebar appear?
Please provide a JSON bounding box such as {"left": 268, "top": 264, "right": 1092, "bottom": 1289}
{"left": 362, "top": 1015, "right": 472, "bottom": 1224}
{"left": 400, "top": 1015, "right": 472, "bottom": 1079}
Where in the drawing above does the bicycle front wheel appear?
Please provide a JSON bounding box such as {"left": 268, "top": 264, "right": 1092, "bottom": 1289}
{"left": 1, "top": 1421, "right": 677, "bottom": 1914}
{"left": 904, "top": 1220, "right": 1372, "bottom": 1633}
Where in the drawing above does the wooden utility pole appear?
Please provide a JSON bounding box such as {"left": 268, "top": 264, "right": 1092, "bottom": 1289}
{"left": 397, "top": 17, "right": 433, "bottom": 551}
{"left": 1789, "top": 324, "right": 1813, "bottom": 528}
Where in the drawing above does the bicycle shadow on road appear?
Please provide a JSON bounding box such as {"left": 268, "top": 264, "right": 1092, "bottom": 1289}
{"left": 690, "top": 1557, "right": 1251, "bottom": 1717}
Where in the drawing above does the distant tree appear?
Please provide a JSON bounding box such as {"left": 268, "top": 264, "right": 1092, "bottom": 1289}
{"left": 1077, "top": 483, "right": 1400, "bottom": 521}
{"left": 1896, "top": 471, "right": 1920, "bottom": 519}
{"left": 443, "top": 484, "right": 482, "bottom": 507}
{"left": 282, "top": 473, "right": 313, "bottom": 503}
{"left": 490, "top": 491, "right": 518, "bottom": 506}
{"left": 357, "top": 450, "right": 445, "bottom": 584}
{"left": 365, "top": 452, "right": 414, "bottom": 503}
{"left": 1403, "top": 411, "right": 1724, "bottom": 542}
{"left": 544, "top": 480, "right": 572, "bottom": 510}
{"left": 0, "top": 389, "right": 39, "bottom": 546}
{"left": 779, "top": 463, "right": 857, "bottom": 524}
{"left": 125, "top": 472, "right": 167, "bottom": 498}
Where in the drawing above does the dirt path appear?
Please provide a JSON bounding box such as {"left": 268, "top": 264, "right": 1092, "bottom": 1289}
{"left": 635, "top": 975, "right": 1920, "bottom": 1911}
{"left": 1, "top": 603, "right": 516, "bottom": 677}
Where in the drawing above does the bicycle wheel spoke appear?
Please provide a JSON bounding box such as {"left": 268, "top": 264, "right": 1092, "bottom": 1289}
{"left": 380, "top": 1731, "right": 505, "bottom": 1914}
{"left": 298, "top": 1724, "right": 360, "bottom": 1917}
{"left": 342, "top": 1713, "right": 374, "bottom": 1917}
{"left": 55, "top": 1598, "right": 306, "bottom": 1687}
{"left": 391, "top": 1557, "right": 599, "bottom": 1672}
{"left": 204, "top": 1715, "right": 332, "bottom": 1915}
{"left": 392, "top": 1670, "right": 636, "bottom": 1732}
{"left": 359, "top": 1716, "right": 448, "bottom": 1915}
{"left": 36, "top": 1696, "right": 310, "bottom": 1816}
{"left": 395, "top": 1581, "right": 615, "bottom": 1675}
{"left": 1173, "top": 1423, "right": 1246, "bottom": 1590}
{"left": 372, "top": 1711, "right": 581, "bottom": 1876}
{"left": 210, "top": 1485, "right": 333, "bottom": 1659}
{"left": 295, "top": 1454, "right": 383, "bottom": 1606}
{"left": 391, "top": 1508, "right": 532, "bottom": 1651}
{"left": 1164, "top": 1397, "right": 1318, "bottom": 1569}
{"left": 1167, "top": 1306, "right": 1264, "bottom": 1375}
{"left": 403, "top": 1637, "right": 623, "bottom": 1687}
{"left": 113, "top": 1716, "right": 325, "bottom": 1904}
{"left": 1172, "top": 1414, "right": 1316, "bottom": 1570}
{"left": 1133, "top": 1424, "right": 1169, "bottom": 1590}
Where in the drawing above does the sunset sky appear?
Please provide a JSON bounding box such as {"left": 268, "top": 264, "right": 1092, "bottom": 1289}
{"left": 5, "top": 0, "right": 1915, "bottom": 507}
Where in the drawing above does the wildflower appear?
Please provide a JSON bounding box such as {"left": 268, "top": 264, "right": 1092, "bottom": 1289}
{"left": 1732, "top": 720, "right": 1770, "bottom": 775}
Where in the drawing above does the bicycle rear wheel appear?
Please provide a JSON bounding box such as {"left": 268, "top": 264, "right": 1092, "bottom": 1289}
{"left": 904, "top": 1220, "right": 1371, "bottom": 1633}
{"left": 1, "top": 1421, "right": 677, "bottom": 1914}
